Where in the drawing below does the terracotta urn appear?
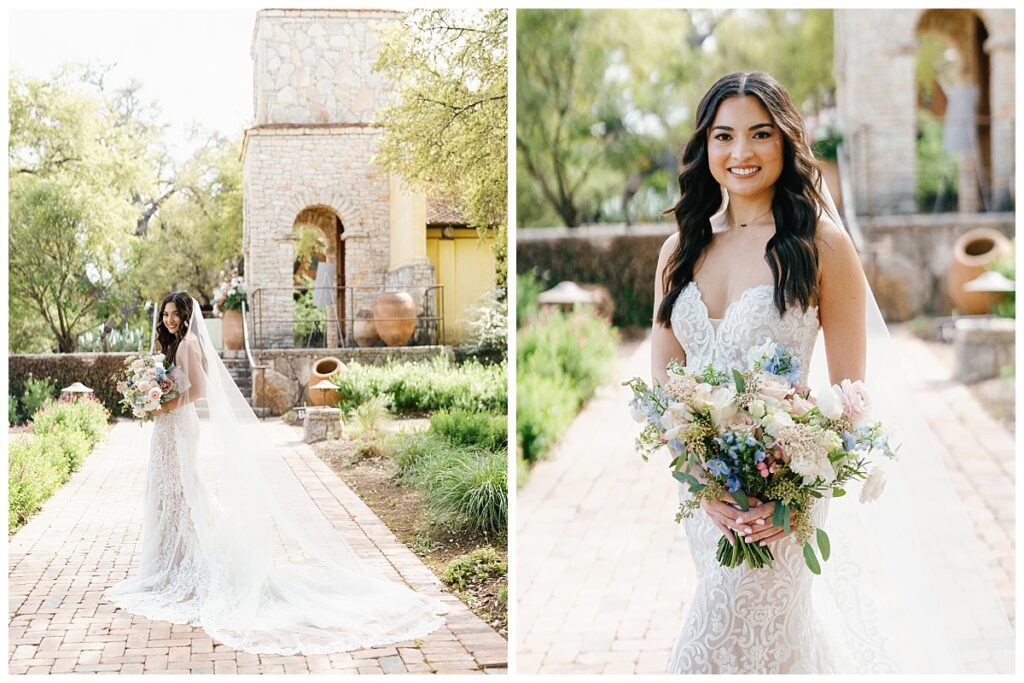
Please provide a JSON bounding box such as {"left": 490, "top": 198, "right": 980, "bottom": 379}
{"left": 353, "top": 309, "right": 380, "bottom": 348}
{"left": 222, "top": 310, "right": 244, "bottom": 350}
{"left": 373, "top": 292, "right": 418, "bottom": 347}
{"left": 307, "top": 356, "right": 346, "bottom": 407}
{"left": 948, "top": 228, "right": 1012, "bottom": 314}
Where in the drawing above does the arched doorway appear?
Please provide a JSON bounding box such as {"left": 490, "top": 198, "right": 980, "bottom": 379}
{"left": 292, "top": 205, "right": 345, "bottom": 347}
{"left": 915, "top": 9, "right": 992, "bottom": 213}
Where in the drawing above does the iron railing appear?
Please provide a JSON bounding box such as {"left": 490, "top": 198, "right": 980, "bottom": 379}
{"left": 249, "top": 284, "right": 445, "bottom": 349}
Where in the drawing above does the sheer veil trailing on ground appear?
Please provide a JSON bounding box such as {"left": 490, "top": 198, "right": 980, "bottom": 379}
{"left": 107, "top": 298, "right": 447, "bottom": 655}
{"left": 786, "top": 179, "right": 1013, "bottom": 673}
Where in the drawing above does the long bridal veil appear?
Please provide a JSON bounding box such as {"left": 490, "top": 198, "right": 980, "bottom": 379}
{"left": 158, "top": 299, "right": 446, "bottom": 655}
{"left": 800, "top": 181, "right": 1014, "bottom": 673}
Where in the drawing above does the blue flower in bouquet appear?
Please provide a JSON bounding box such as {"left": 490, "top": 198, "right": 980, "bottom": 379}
{"left": 668, "top": 439, "right": 684, "bottom": 457}
{"left": 707, "top": 459, "right": 730, "bottom": 476}
{"left": 754, "top": 448, "right": 766, "bottom": 463}
{"left": 726, "top": 473, "right": 743, "bottom": 492}
{"left": 841, "top": 432, "right": 857, "bottom": 452}
{"left": 763, "top": 346, "right": 801, "bottom": 385}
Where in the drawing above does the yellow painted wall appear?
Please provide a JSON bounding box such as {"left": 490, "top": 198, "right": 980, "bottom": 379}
{"left": 389, "top": 176, "right": 427, "bottom": 269}
{"left": 426, "top": 228, "right": 497, "bottom": 343}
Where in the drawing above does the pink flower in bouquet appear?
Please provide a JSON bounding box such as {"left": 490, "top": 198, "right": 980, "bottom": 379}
{"left": 758, "top": 373, "right": 793, "bottom": 402}
{"left": 838, "top": 379, "right": 871, "bottom": 425}
{"left": 147, "top": 386, "right": 162, "bottom": 402}
{"left": 158, "top": 379, "right": 172, "bottom": 392}
{"left": 788, "top": 393, "right": 815, "bottom": 416}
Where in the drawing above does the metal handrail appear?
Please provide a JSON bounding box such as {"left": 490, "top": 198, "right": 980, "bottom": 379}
{"left": 250, "top": 284, "right": 446, "bottom": 349}
{"left": 240, "top": 300, "right": 269, "bottom": 420}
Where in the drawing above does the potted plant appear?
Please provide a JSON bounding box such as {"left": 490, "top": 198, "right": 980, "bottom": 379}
{"left": 213, "top": 275, "right": 247, "bottom": 350}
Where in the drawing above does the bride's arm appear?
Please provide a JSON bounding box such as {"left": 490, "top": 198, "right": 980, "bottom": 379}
{"left": 651, "top": 233, "right": 686, "bottom": 385}
{"left": 159, "top": 336, "right": 207, "bottom": 412}
{"left": 816, "top": 215, "right": 867, "bottom": 384}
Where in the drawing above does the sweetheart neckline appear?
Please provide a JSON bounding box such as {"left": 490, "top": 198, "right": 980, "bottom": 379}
{"left": 684, "top": 281, "right": 819, "bottom": 323}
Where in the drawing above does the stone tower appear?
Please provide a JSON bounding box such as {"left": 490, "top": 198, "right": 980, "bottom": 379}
{"left": 242, "top": 9, "right": 435, "bottom": 348}
{"left": 834, "top": 9, "right": 1014, "bottom": 216}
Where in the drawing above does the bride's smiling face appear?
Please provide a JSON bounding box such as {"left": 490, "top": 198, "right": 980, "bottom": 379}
{"left": 706, "top": 95, "right": 784, "bottom": 200}
{"left": 162, "top": 301, "right": 182, "bottom": 335}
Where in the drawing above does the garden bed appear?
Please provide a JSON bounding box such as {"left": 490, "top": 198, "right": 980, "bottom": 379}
{"left": 310, "top": 415, "right": 508, "bottom": 638}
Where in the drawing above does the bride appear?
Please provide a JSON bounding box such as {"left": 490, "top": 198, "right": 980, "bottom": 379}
{"left": 651, "top": 72, "right": 1012, "bottom": 673}
{"left": 104, "top": 292, "right": 447, "bottom": 655}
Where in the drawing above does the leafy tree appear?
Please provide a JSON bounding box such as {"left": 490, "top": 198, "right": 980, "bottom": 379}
{"left": 516, "top": 9, "right": 835, "bottom": 227}
{"left": 132, "top": 133, "right": 244, "bottom": 306}
{"left": 9, "top": 180, "right": 121, "bottom": 352}
{"left": 374, "top": 8, "right": 508, "bottom": 271}
{"left": 9, "top": 67, "right": 167, "bottom": 352}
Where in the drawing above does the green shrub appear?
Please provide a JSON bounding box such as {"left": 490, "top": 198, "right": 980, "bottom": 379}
{"left": 37, "top": 429, "right": 91, "bottom": 474}
{"left": 9, "top": 353, "right": 133, "bottom": 417}
{"left": 8, "top": 395, "right": 21, "bottom": 426}
{"left": 516, "top": 372, "right": 580, "bottom": 464}
{"left": 31, "top": 399, "right": 110, "bottom": 449}
{"left": 443, "top": 547, "right": 507, "bottom": 589}
{"left": 350, "top": 394, "right": 392, "bottom": 436}
{"left": 420, "top": 449, "right": 507, "bottom": 537}
{"left": 8, "top": 437, "right": 64, "bottom": 533}
{"left": 516, "top": 271, "right": 545, "bottom": 329}
{"left": 517, "top": 309, "right": 619, "bottom": 401}
{"left": 20, "top": 375, "right": 57, "bottom": 422}
{"left": 9, "top": 399, "right": 111, "bottom": 534}
{"left": 988, "top": 242, "right": 1015, "bottom": 319}
{"left": 388, "top": 431, "right": 458, "bottom": 483}
{"left": 429, "top": 409, "right": 507, "bottom": 451}
{"left": 332, "top": 357, "right": 507, "bottom": 414}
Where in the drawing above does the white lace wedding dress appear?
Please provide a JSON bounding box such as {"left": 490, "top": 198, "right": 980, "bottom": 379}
{"left": 104, "top": 325, "right": 447, "bottom": 655}
{"left": 666, "top": 282, "right": 836, "bottom": 674}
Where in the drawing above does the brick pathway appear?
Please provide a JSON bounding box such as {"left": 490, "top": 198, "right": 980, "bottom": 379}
{"left": 516, "top": 328, "right": 1014, "bottom": 674}
{"left": 9, "top": 420, "right": 507, "bottom": 675}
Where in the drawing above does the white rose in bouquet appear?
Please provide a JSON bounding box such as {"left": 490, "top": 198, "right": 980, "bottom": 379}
{"left": 817, "top": 384, "right": 845, "bottom": 421}
{"left": 762, "top": 410, "right": 795, "bottom": 437}
{"left": 746, "top": 338, "right": 777, "bottom": 368}
{"left": 706, "top": 385, "right": 738, "bottom": 428}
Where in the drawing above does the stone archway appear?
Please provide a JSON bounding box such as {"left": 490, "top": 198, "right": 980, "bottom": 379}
{"left": 915, "top": 9, "right": 993, "bottom": 213}
{"left": 293, "top": 205, "right": 346, "bottom": 347}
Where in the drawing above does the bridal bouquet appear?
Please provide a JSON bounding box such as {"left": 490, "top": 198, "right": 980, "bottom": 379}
{"left": 625, "top": 340, "right": 898, "bottom": 574}
{"left": 116, "top": 353, "right": 179, "bottom": 422}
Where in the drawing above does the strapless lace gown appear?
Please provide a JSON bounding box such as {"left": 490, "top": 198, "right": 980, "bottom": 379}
{"left": 104, "top": 368, "right": 446, "bottom": 655}
{"left": 666, "top": 282, "right": 834, "bottom": 674}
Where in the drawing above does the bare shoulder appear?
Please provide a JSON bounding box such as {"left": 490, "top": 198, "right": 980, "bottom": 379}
{"left": 658, "top": 232, "right": 679, "bottom": 267}
{"left": 815, "top": 213, "right": 863, "bottom": 287}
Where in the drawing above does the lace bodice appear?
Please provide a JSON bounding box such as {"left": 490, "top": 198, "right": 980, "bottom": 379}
{"left": 667, "top": 281, "right": 836, "bottom": 674}
{"left": 670, "top": 282, "right": 819, "bottom": 384}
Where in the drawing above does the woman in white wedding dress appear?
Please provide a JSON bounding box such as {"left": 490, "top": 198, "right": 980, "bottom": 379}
{"left": 650, "top": 72, "right": 1012, "bottom": 674}
{"left": 104, "top": 292, "right": 447, "bottom": 655}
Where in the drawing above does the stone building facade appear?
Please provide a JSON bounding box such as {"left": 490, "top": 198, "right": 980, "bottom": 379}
{"left": 242, "top": 9, "right": 436, "bottom": 348}
{"left": 834, "top": 9, "right": 1014, "bottom": 215}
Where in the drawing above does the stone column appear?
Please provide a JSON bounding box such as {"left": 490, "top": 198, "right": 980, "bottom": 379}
{"left": 986, "top": 33, "right": 1015, "bottom": 210}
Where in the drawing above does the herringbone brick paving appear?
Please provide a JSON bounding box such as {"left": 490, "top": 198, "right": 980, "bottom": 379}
{"left": 516, "top": 328, "right": 1014, "bottom": 673}
{"left": 9, "top": 420, "right": 507, "bottom": 675}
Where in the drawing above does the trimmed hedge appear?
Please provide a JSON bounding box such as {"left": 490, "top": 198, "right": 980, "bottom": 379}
{"left": 9, "top": 399, "right": 111, "bottom": 533}
{"left": 10, "top": 353, "right": 133, "bottom": 418}
{"left": 517, "top": 233, "right": 667, "bottom": 328}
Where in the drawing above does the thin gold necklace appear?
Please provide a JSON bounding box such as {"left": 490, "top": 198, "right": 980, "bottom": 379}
{"left": 732, "top": 207, "right": 773, "bottom": 228}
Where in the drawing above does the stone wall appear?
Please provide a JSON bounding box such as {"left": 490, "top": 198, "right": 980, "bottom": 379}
{"left": 251, "top": 346, "right": 453, "bottom": 409}
{"left": 250, "top": 8, "right": 399, "bottom": 126}
{"left": 834, "top": 9, "right": 1015, "bottom": 215}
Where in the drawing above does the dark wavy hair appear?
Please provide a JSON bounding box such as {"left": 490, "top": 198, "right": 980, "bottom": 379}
{"left": 656, "top": 71, "right": 827, "bottom": 326}
{"left": 156, "top": 292, "right": 194, "bottom": 365}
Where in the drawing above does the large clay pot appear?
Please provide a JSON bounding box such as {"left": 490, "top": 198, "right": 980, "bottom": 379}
{"left": 307, "top": 356, "right": 346, "bottom": 406}
{"left": 373, "top": 292, "right": 418, "bottom": 347}
{"left": 948, "top": 228, "right": 1012, "bottom": 314}
{"left": 353, "top": 309, "right": 380, "bottom": 347}
{"left": 222, "top": 310, "right": 244, "bottom": 350}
